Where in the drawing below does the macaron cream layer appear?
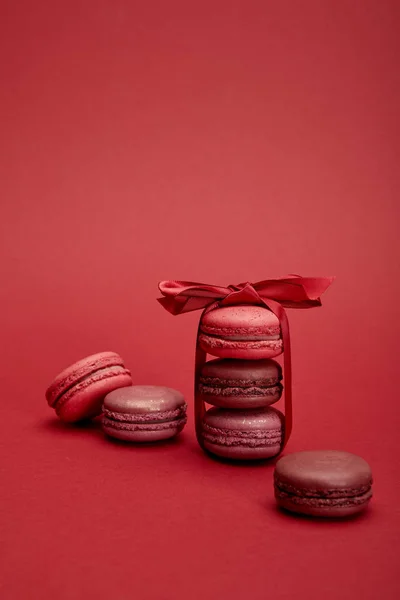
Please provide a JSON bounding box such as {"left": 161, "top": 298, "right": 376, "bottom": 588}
{"left": 274, "top": 481, "right": 372, "bottom": 508}
{"left": 202, "top": 422, "right": 282, "bottom": 448}
{"left": 199, "top": 335, "right": 283, "bottom": 351}
{"left": 102, "top": 405, "right": 187, "bottom": 432}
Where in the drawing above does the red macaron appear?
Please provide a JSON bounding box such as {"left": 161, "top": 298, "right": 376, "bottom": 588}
{"left": 46, "top": 351, "right": 132, "bottom": 423}
{"left": 199, "top": 304, "right": 283, "bottom": 359}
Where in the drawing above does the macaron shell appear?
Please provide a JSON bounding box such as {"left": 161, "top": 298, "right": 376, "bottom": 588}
{"left": 275, "top": 490, "right": 372, "bottom": 518}
{"left": 103, "top": 385, "right": 185, "bottom": 414}
{"left": 200, "top": 305, "right": 281, "bottom": 338}
{"left": 274, "top": 450, "right": 372, "bottom": 491}
{"left": 199, "top": 386, "right": 282, "bottom": 409}
{"left": 56, "top": 368, "right": 132, "bottom": 423}
{"left": 204, "top": 439, "right": 282, "bottom": 460}
{"left": 200, "top": 358, "right": 282, "bottom": 381}
{"left": 204, "top": 406, "right": 284, "bottom": 431}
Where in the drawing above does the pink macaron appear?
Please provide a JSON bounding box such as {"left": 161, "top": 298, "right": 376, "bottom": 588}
{"left": 201, "top": 406, "right": 284, "bottom": 460}
{"left": 198, "top": 358, "right": 282, "bottom": 409}
{"left": 199, "top": 305, "right": 283, "bottom": 359}
{"left": 46, "top": 352, "right": 132, "bottom": 423}
{"left": 274, "top": 450, "right": 373, "bottom": 518}
{"left": 102, "top": 385, "right": 187, "bottom": 442}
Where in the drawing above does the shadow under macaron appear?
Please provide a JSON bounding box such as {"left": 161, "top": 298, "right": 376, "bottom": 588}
{"left": 39, "top": 414, "right": 187, "bottom": 451}
{"left": 39, "top": 415, "right": 102, "bottom": 435}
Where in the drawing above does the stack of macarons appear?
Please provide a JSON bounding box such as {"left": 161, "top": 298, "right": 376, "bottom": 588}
{"left": 197, "top": 305, "right": 285, "bottom": 460}
{"left": 46, "top": 352, "right": 187, "bottom": 443}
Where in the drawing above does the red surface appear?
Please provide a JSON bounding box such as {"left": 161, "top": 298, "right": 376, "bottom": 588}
{"left": 1, "top": 1, "right": 399, "bottom": 598}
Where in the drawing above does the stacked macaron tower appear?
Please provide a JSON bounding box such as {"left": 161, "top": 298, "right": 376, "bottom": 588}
{"left": 196, "top": 305, "right": 286, "bottom": 460}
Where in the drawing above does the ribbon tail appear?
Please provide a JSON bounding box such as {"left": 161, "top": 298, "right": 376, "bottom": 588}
{"left": 261, "top": 299, "right": 292, "bottom": 449}
{"left": 157, "top": 296, "right": 188, "bottom": 315}
{"left": 194, "top": 311, "right": 208, "bottom": 449}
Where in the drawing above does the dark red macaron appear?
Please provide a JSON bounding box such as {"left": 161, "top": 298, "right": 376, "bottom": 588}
{"left": 198, "top": 358, "right": 282, "bottom": 409}
{"left": 274, "top": 450, "right": 373, "bottom": 518}
{"left": 46, "top": 352, "right": 132, "bottom": 423}
{"left": 199, "top": 305, "right": 283, "bottom": 360}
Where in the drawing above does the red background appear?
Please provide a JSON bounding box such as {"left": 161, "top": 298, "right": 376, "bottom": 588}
{"left": 1, "top": 1, "right": 399, "bottom": 598}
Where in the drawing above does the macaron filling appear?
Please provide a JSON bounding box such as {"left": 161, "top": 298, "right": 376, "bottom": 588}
{"left": 51, "top": 366, "right": 131, "bottom": 410}
{"left": 274, "top": 482, "right": 372, "bottom": 508}
{"left": 198, "top": 375, "right": 282, "bottom": 398}
{"left": 202, "top": 422, "right": 282, "bottom": 448}
{"left": 218, "top": 334, "right": 280, "bottom": 341}
{"left": 199, "top": 334, "right": 283, "bottom": 351}
{"left": 102, "top": 405, "right": 187, "bottom": 432}
{"left": 200, "top": 324, "right": 281, "bottom": 340}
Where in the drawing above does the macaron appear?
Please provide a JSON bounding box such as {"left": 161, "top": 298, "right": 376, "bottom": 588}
{"left": 198, "top": 358, "right": 282, "bottom": 409}
{"left": 102, "top": 385, "right": 187, "bottom": 442}
{"left": 199, "top": 304, "right": 283, "bottom": 359}
{"left": 201, "top": 406, "right": 284, "bottom": 460}
{"left": 274, "top": 450, "right": 373, "bottom": 518}
{"left": 46, "top": 351, "right": 132, "bottom": 423}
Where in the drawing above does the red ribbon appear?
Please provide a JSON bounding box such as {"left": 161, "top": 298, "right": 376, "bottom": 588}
{"left": 158, "top": 275, "right": 334, "bottom": 450}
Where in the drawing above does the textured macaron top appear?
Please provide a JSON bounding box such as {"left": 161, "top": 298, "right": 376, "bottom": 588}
{"left": 200, "top": 305, "right": 280, "bottom": 338}
{"left": 200, "top": 358, "right": 282, "bottom": 385}
{"left": 274, "top": 450, "right": 373, "bottom": 492}
{"left": 203, "top": 406, "right": 284, "bottom": 431}
{"left": 46, "top": 351, "right": 128, "bottom": 407}
{"left": 103, "top": 385, "right": 186, "bottom": 415}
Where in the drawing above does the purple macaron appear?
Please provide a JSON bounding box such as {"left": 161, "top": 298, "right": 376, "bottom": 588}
{"left": 102, "top": 385, "right": 187, "bottom": 442}
{"left": 274, "top": 450, "right": 373, "bottom": 517}
{"left": 201, "top": 406, "right": 284, "bottom": 460}
{"left": 198, "top": 358, "right": 283, "bottom": 409}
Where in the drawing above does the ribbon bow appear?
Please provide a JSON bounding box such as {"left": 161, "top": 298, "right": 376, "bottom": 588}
{"left": 158, "top": 275, "right": 334, "bottom": 449}
{"left": 158, "top": 276, "right": 334, "bottom": 314}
